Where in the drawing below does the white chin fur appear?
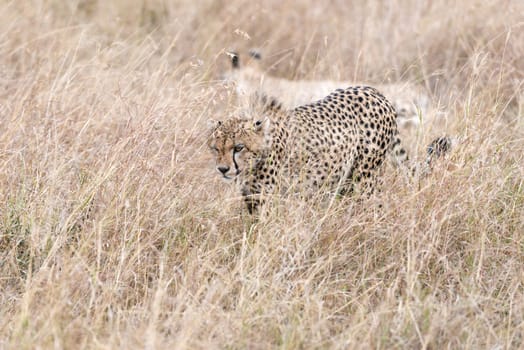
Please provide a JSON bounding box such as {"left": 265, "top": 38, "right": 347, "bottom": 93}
{"left": 221, "top": 175, "right": 236, "bottom": 182}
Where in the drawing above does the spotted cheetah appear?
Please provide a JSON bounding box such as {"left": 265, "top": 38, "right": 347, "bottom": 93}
{"left": 208, "top": 86, "right": 443, "bottom": 213}
{"left": 222, "top": 50, "right": 430, "bottom": 129}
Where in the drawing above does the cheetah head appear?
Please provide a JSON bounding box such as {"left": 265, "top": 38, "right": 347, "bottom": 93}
{"left": 225, "top": 49, "right": 262, "bottom": 70}
{"left": 221, "top": 50, "right": 264, "bottom": 95}
{"left": 208, "top": 116, "right": 270, "bottom": 181}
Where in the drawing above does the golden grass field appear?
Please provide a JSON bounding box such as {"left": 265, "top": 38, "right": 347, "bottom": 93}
{"left": 1, "top": 0, "right": 523, "bottom": 348}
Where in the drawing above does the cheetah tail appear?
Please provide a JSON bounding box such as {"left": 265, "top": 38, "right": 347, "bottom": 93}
{"left": 389, "top": 134, "right": 455, "bottom": 177}
{"left": 415, "top": 136, "right": 456, "bottom": 176}
{"left": 424, "top": 136, "right": 455, "bottom": 170}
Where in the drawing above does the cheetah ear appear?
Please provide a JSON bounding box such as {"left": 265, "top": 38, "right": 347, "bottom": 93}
{"left": 248, "top": 49, "right": 261, "bottom": 60}
{"left": 253, "top": 118, "right": 269, "bottom": 133}
{"left": 226, "top": 51, "right": 239, "bottom": 68}
{"left": 207, "top": 119, "right": 222, "bottom": 131}
{"left": 262, "top": 95, "right": 283, "bottom": 114}
{"left": 250, "top": 93, "right": 283, "bottom": 115}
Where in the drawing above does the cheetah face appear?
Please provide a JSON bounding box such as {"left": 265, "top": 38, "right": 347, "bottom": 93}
{"left": 208, "top": 117, "right": 270, "bottom": 181}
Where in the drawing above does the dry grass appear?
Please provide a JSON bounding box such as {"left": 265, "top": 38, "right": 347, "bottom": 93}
{"left": 0, "top": 0, "right": 523, "bottom": 348}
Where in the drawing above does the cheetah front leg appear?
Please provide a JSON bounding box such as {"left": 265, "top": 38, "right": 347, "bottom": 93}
{"left": 241, "top": 184, "right": 262, "bottom": 214}
{"left": 243, "top": 196, "right": 259, "bottom": 214}
{"left": 240, "top": 178, "right": 275, "bottom": 214}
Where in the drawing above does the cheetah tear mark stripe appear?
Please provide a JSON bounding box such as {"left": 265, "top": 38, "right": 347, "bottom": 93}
{"left": 233, "top": 150, "right": 240, "bottom": 174}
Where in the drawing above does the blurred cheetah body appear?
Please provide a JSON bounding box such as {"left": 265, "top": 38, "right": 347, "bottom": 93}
{"left": 223, "top": 51, "right": 430, "bottom": 129}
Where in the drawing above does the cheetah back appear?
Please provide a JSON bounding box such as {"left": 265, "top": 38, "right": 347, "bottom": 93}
{"left": 252, "top": 86, "right": 399, "bottom": 198}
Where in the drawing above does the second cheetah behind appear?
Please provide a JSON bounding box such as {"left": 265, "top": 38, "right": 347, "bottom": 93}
{"left": 222, "top": 50, "right": 431, "bottom": 129}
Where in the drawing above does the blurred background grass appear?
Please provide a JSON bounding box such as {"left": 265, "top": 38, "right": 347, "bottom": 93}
{"left": 0, "top": 0, "right": 523, "bottom": 348}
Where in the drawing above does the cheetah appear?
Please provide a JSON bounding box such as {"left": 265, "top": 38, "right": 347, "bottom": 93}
{"left": 208, "top": 86, "right": 443, "bottom": 213}
{"left": 221, "top": 50, "right": 431, "bottom": 129}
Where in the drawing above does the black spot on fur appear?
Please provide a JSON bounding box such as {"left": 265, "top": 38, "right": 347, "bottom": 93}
{"left": 427, "top": 136, "right": 452, "bottom": 157}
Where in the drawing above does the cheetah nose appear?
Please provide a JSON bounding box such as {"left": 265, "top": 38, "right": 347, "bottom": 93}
{"left": 217, "top": 165, "right": 230, "bottom": 175}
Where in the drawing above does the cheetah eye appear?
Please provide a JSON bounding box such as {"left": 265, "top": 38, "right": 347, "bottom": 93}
{"left": 255, "top": 120, "right": 262, "bottom": 127}
{"left": 234, "top": 144, "right": 245, "bottom": 152}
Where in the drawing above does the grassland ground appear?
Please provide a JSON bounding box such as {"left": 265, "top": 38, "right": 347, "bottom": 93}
{"left": 0, "top": 0, "right": 523, "bottom": 348}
